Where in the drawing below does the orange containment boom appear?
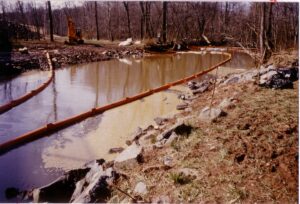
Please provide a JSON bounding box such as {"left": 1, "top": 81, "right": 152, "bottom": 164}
{"left": 0, "top": 52, "right": 231, "bottom": 155}
{"left": 0, "top": 53, "right": 54, "bottom": 114}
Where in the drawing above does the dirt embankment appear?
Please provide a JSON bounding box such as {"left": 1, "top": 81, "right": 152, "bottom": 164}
{"left": 0, "top": 40, "right": 143, "bottom": 77}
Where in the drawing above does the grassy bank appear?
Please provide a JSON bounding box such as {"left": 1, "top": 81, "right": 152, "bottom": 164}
{"left": 110, "top": 79, "right": 298, "bottom": 203}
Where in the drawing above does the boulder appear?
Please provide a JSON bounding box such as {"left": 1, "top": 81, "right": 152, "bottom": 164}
{"left": 31, "top": 168, "right": 90, "bottom": 202}
{"left": 199, "top": 106, "right": 226, "bottom": 122}
{"left": 259, "top": 67, "right": 298, "bottom": 89}
{"left": 70, "top": 162, "right": 116, "bottom": 203}
{"left": 133, "top": 182, "right": 147, "bottom": 196}
{"left": 114, "top": 143, "right": 143, "bottom": 169}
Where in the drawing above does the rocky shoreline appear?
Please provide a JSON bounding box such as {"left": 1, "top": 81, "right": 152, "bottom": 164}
{"left": 13, "top": 61, "right": 298, "bottom": 203}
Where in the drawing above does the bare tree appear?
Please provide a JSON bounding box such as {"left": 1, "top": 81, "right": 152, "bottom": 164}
{"left": 123, "top": 2, "right": 131, "bottom": 38}
{"left": 162, "top": 1, "right": 167, "bottom": 43}
{"left": 47, "top": 1, "right": 53, "bottom": 41}
{"left": 259, "top": 3, "right": 266, "bottom": 62}
{"left": 95, "top": 1, "right": 99, "bottom": 40}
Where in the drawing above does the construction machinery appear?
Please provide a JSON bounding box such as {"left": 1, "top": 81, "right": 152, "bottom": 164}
{"left": 66, "top": 17, "right": 84, "bottom": 44}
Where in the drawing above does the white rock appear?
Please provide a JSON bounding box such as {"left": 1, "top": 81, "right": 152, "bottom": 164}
{"left": 19, "top": 47, "right": 28, "bottom": 54}
{"left": 114, "top": 143, "right": 143, "bottom": 168}
{"left": 119, "top": 38, "right": 133, "bottom": 46}
{"left": 133, "top": 182, "right": 147, "bottom": 195}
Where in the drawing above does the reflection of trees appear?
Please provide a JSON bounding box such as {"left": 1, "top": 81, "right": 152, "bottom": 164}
{"left": 66, "top": 54, "right": 227, "bottom": 108}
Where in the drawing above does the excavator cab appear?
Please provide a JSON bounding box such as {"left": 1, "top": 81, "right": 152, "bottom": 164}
{"left": 66, "top": 17, "right": 84, "bottom": 44}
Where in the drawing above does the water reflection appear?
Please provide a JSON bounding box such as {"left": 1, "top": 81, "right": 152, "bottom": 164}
{"left": 0, "top": 53, "right": 227, "bottom": 143}
{"left": 0, "top": 70, "right": 49, "bottom": 105}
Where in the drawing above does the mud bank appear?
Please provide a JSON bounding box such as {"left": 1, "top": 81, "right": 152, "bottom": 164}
{"left": 0, "top": 41, "right": 143, "bottom": 77}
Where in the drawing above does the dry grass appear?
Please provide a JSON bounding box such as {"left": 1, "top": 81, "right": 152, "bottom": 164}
{"left": 109, "top": 78, "right": 298, "bottom": 203}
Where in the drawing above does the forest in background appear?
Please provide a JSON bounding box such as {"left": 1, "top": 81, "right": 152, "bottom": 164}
{"left": 0, "top": 1, "right": 298, "bottom": 58}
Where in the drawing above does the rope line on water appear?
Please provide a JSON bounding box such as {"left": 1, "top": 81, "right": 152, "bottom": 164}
{"left": 0, "top": 51, "right": 232, "bottom": 155}
{"left": 0, "top": 52, "right": 54, "bottom": 114}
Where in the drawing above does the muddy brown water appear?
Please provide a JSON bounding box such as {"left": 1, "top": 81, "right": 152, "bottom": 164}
{"left": 0, "top": 51, "right": 254, "bottom": 201}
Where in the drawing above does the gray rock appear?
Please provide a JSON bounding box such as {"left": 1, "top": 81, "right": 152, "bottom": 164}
{"left": 199, "top": 106, "right": 226, "bottom": 122}
{"left": 32, "top": 168, "right": 90, "bottom": 202}
{"left": 114, "top": 143, "right": 143, "bottom": 168}
{"left": 30, "top": 160, "right": 117, "bottom": 203}
{"left": 71, "top": 162, "right": 115, "bottom": 203}
{"left": 176, "top": 103, "right": 188, "bottom": 110}
{"left": 133, "top": 182, "right": 147, "bottom": 196}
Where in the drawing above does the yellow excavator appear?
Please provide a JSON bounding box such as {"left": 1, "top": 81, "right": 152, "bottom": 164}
{"left": 66, "top": 17, "right": 84, "bottom": 44}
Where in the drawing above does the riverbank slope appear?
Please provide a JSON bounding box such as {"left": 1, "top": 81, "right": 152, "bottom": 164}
{"left": 26, "top": 50, "right": 298, "bottom": 203}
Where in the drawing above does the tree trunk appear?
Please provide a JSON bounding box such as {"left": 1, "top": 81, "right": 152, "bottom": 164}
{"left": 224, "top": 2, "right": 229, "bottom": 33}
{"left": 259, "top": 3, "right": 266, "bottom": 62}
{"left": 123, "top": 2, "right": 132, "bottom": 38}
{"left": 162, "top": 1, "right": 168, "bottom": 43}
{"left": 95, "top": 2, "right": 99, "bottom": 40}
{"left": 265, "top": 3, "right": 273, "bottom": 59}
{"left": 47, "top": 1, "right": 54, "bottom": 42}
{"left": 139, "top": 2, "right": 145, "bottom": 39}
{"left": 145, "top": 2, "right": 151, "bottom": 38}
